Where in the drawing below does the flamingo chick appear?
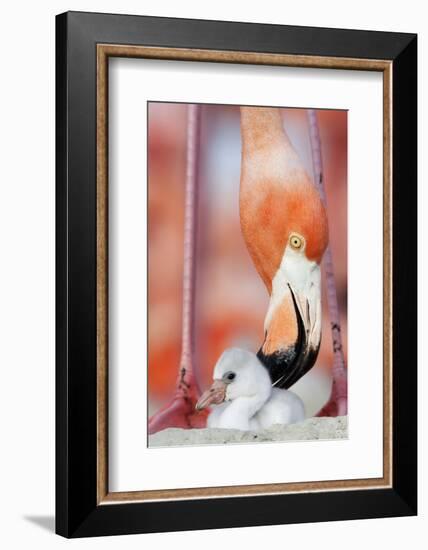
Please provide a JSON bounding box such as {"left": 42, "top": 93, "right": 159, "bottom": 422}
{"left": 240, "top": 107, "right": 329, "bottom": 390}
{"left": 196, "top": 348, "right": 305, "bottom": 431}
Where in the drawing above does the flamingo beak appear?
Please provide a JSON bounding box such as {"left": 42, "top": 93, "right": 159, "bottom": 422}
{"left": 195, "top": 380, "right": 227, "bottom": 410}
{"left": 258, "top": 274, "right": 321, "bottom": 388}
{"left": 289, "top": 282, "right": 322, "bottom": 366}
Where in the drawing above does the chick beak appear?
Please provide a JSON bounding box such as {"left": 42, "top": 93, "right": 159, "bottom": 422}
{"left": 195, "top": 379, "right": 227, "bottom": 410}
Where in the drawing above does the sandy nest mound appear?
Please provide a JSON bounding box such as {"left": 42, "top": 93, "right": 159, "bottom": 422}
{"left": 149, "top": 415, "right": 348, "bottom": 447}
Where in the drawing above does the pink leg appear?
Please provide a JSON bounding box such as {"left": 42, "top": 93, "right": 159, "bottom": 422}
{"left": 307, "top": 110, "right": 348, "bottom": 417}
{"left": 148, "top": 105, "right": 208, "bottom": 435}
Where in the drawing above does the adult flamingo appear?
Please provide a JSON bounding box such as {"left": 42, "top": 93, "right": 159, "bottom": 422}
{"left": 240, "top": 107, "right": 327, "bottom": 389}
{"left": 148, "top": 105, "right": 347, "bottom": 435}
{"left": 240, "top": 107, "right": 347, "bottom": 416}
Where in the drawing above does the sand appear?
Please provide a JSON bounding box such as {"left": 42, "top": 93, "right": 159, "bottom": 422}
{"left": 149, "top": 416, "right": 348, "bottom": 447}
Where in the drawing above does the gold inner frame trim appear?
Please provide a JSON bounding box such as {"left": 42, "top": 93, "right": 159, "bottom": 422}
{"left": 96, "top": 43, "right": 393, "bottom": 505}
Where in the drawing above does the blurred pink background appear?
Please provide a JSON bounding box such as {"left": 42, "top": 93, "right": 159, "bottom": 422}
{"left": 148, "top": 103, "right": 347, "bottom": 416}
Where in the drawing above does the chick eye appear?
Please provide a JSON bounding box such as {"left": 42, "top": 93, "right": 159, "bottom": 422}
{"left": 289, "top": 233, "right": 304, "bottom": 250}
{"left": 224, "top": 371, "right": 236, "bottom": 382}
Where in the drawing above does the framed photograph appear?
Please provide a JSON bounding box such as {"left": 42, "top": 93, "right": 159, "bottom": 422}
{"left": 56, "top": 11, "right": 417, "bottom": 538}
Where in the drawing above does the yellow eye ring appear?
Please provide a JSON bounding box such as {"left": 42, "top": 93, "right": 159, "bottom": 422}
{"left": 289, "top": 233, "right": 305, "bottom": 250}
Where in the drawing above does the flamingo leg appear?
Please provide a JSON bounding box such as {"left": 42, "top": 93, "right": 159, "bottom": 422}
{"left": 148, "top": 104, "right": 208, "bottom": 435}
{"left": 307, "top": 110, "right": 348, "bottom": 417}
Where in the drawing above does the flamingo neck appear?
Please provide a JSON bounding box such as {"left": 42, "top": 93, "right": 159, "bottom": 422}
{"left": 240, "top": 107, "right": 290, "bottom": 153}
{"left": 240, "top": 107, "right": 303, "bottom": 188}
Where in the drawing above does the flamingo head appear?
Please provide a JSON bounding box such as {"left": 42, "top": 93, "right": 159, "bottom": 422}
{"left": 241, "top": 177, "right": 329, "bottom": 389}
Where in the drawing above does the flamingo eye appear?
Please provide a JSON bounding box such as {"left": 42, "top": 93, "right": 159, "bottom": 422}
{"left": 289, "top": 233, "right": 304, "bottom": 250}
{"left": 224, "top": 371, "right": 236, "bottom": 382}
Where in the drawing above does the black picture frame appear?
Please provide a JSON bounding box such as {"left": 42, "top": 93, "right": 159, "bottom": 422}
{"left": 56, "top": 10, "right": 417, "bottom": 538}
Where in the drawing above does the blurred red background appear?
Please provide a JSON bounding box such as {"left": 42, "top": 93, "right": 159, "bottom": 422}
{"left": 148, "top": 103, "right": 347, "bottom": 417}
